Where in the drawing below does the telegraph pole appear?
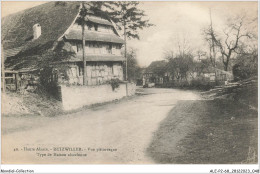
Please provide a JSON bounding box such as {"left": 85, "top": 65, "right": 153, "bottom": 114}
{"left": 81, "top": 2, "right": 88, "bottom": 85}
{"left": 209, "top": 8, "right": 217, "bottom": 84}
{"left": 124, "top": 22, "right": 128, "bottom": 96}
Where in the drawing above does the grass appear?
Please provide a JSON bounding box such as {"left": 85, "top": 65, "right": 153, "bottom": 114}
{"left": 2, "top": 91, "right": 63, "bottom": 117}
{"left": 147, "top": 98, "right": 258, "bottom": 164}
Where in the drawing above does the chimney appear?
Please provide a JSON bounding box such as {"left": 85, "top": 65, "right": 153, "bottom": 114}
{"left": 33, "top": 24, "right": 41, "bottom": 39}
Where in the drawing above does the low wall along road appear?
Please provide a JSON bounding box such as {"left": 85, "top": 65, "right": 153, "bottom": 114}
{"left": 60, "top": 83, "right": 136, "bottom": 110}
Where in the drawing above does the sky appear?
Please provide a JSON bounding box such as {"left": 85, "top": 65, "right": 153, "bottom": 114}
{"left": 1, "top": 1, "right": 258, "bottom": 67}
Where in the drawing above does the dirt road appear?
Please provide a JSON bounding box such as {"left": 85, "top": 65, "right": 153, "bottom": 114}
{"left": 2, "top": 88, "right": 201, "bottom": 164}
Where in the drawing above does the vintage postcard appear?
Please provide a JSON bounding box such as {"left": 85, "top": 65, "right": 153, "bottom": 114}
{"left": 1, "top": 0, "right": 258, "bottom": 172}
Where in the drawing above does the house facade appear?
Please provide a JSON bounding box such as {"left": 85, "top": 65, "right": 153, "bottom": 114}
{"left": 57, "top": 13, "right": 125, "bottom": 86}
{"left": 2, "top": 2, "right": 136, "bottom": 110}
{"left": 2, "top": 2, "right": 125, "bottom": 89}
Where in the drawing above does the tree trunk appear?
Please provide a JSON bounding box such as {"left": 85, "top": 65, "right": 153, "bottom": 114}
{"left": 124, "top": 23, "right": 127, "bottom": 81}
{"left": 82, "top": 22, "right": 87, "bottom": 85}
{"left": 222, "top": 55, "right": 230, "bottom": 71}
{"left": 124, "top": 22, "right": 128, "bottom": 96}
{"left": 224, "top": 62, "right": 228, "bottom": 71}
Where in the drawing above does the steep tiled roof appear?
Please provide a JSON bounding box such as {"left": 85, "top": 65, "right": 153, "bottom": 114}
{"left": 146, "top": 60, "right": 167, "bottom": 73}
{"left": 2, "top": 2, "right": 125, "bottom": 70}
{"left": 86, "top": 16, "right": 113, "bottom": 26}
{"left": 65, "top": 30, "right": 124, "bottom": 44}
{"left": 2, "top": 2, "right": 80, "bottom": 52}
{"left": 3, "top": 46, "right": 24, "bottom": 59}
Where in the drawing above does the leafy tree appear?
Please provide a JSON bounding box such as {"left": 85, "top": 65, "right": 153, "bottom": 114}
{"left": 165, "top": 53, "right": 194, "bottom": 81}
{"left": 76, "top": 2, "right": 153, "bottom": 82}
{"left": 107, "top": 2, "right": 154, "bottom": 39}
{"left": 104, "top": 2, "right": 154, "bottom": 81}
{"left": 233, "top": 49, "right": 258, "bottom": 81}
{"left": 123, "top": 49, "right": 142, "bottom": 83}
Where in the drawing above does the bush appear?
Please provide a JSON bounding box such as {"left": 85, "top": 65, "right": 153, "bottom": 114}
{"left": 233, "top": 53, "right": 258, "bottom": 81}
{"left": 109, "top": 78, "right": 121, "bottom": 91}
{"left": 233, "top": 63, "right": 257, "bottom": 81}
{"left": 161, "top": 78, "right": 214, "bottom": 90}
{"left": 190, "top": 79, "right": 213, "bottom": 90}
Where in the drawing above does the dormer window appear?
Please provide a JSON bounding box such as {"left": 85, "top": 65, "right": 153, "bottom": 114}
{"left": 33, "top": 23, "right": 41, "bottom": 39}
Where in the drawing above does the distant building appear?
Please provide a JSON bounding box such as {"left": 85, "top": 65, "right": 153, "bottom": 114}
{"left": 142, "top": 59, "right": 233, "bottom": 87}
{"left": 202, "top": 67, "right": 233, "bottom": 84}
{"left": 143, "top": 60, "right": 168, "bottom": 86}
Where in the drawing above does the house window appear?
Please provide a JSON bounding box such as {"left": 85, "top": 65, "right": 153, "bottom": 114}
{"left": 72, "top": 45, "right": 77, "bottom": 52}
{"left": 79, "top": 66, "right": 83, "bottom": 76}
{"left": 112, "top": 44, "right": 121, "bottom": 55}
{"left": 77, "top": 43, "right": 82, "bottom": 52}
{"left": 106, "top": 44, "right": 112, "bottom": 54}
{"left": 90, "top": 42, "right": 101, "bottom": 54}
{"left": 71, "top": 67, "right": 77, "bottom": 77}
{"left": 95, "top": 43, "right": 102, "bottom": 54}
{"left": 94, "top": 24, "right": 98, "bottom": 31}
{"left": 106, "top": 26, "right": 111, "bottom": 33}
{"left": 115, "top": 44, "right": 121, "bottom": 49}
{"left": 88, "top": 43, "right": 94, "bottom": 54}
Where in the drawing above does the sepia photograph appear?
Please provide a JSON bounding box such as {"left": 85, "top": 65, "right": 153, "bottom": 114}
{"left": 1, "top": 0, "right": 258, "bottom": 172}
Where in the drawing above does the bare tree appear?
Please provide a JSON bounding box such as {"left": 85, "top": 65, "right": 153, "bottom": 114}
{"left": 167, "top": 34, "right": 192, "bottom": 58}
{"left": 203, "top": 9, "right": 217, "bottom": 82}
{"left": 177, "top": 35, "right": 191, "bottom": 57}
{"left": 204, "top": 15, "right": 253, "bottom": 71}
{"left": 163, "top": 33, "right": 194, "bottom": 82}
{"left": 207, "top": 9, "right": 217, "bottom": 69}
